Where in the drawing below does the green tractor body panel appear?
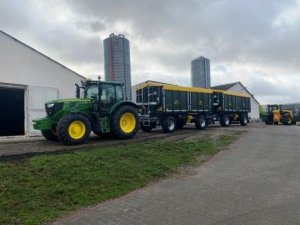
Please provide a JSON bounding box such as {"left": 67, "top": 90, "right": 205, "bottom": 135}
{"left": 33, "top": 98, "right": 93, "bottom": 131}
{"left": 109, "top": 100, "right": 138, "bottom": 114}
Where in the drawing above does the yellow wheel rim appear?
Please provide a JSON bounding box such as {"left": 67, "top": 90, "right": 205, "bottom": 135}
{"left": 120, "top": 112, "right": 136, "bottom": 133}
{"left": 68, "top": 120, "right": 86, "bottom": 139}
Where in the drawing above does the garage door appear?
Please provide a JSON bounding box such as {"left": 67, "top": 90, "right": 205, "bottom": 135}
{"left": 28, "top": 86, "right": 58, "bottom": 136}
{"left": 0, "top": 87, "right": 25, "bottom": 136}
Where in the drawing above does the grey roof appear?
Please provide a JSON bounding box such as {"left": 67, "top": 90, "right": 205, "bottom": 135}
{"left": 133, "top": 80, "right": 174, "bottom": 87}
{"left": 211, "top": 82, "right": 238, "bottom": 90}
{"left": 212, "top": 81, "right": 260, "bottom": 105}
{"left": 0, "top": 29, "right": 86, "bottom": 80}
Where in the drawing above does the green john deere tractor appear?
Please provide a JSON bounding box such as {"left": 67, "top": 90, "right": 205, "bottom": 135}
{"left": 33, "top": 80, "right": 139, "bottom": 145}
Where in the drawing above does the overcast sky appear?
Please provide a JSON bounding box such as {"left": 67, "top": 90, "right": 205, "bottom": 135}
{"left": 1, "top": 0, "right": 300, "bottom": 104}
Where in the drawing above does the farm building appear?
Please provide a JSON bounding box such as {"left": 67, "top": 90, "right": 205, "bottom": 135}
{"left": 212, "top": 82, "right": 260, "bottom": 121}
{"left": 0, "top": 30, "right": 86, "bottom": 137}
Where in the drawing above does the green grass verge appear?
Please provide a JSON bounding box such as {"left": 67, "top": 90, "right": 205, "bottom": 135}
{"left": 0, "top": 134, "right": 239, "bottom": 225}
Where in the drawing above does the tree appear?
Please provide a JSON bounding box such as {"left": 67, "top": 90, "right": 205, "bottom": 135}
{"left": 259, "top": 105, "right": 266, "bottom": 119}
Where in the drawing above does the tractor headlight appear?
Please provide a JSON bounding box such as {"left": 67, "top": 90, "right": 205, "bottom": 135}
{"left": 47, "top": 103, "right": 55, "bottom": 108}
{"left": 45, "top": 103, "right": 63, "bottom": 116}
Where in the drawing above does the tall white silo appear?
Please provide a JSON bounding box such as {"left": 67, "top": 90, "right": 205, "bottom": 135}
{"left": 103, "top": 33, "right": 132, "bottom": 100}
{"left": 191, "top": 56, "right": 211, "bottom": 88}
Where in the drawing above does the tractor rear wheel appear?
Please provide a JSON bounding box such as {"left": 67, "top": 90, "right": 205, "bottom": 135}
{"left": 162, "top": 116, "right": 177, "bottom": 133}
{"left": 57, "top": 114, "right": 91, "bottom": 145}
{"left": 41, "top": 129, "right": 59, "bottom": 141}
{"left": 111, "top": 105, "right": 139, "bottom": 139}
{"left": 195, "top": 115, "right": 207, "bottom": 130}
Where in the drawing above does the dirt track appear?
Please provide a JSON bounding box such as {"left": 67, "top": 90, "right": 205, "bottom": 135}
{"left": 0, "top": 124, "right": 252, "bottom": 159}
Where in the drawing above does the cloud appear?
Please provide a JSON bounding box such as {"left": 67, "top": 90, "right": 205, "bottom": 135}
{"left": 0, "top": 0, "right": 300, "bottom": 104}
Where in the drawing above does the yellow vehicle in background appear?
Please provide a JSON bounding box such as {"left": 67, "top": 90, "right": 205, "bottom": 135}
{"left": 264, "top": 105, "right": 296, "bottom": 125}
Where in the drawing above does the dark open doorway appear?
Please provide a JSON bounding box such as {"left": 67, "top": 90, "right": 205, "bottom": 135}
{"left": 0, "top": 87, "right": 25, "bottom": 136}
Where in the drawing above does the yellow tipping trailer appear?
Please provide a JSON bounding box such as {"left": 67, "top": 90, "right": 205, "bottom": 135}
{"left": 135, "top": 81, "right": 251, "bottom": 133}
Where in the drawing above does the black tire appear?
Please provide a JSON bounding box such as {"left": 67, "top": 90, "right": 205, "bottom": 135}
{"left": 141, "top": 125, "right": 152, "bottom": 132}
{"left": 292, "top": 120, "right": 297, "bottom": 125}
{"left": 57, "top": 114, "right": 91, "bottom": 145}
{"left": 220, "top": 115, "right": 230, "bottom": 127}
{"left": 162, "top": 116, "right": 176, "bottom": 133}
{"left": 41, "top": 129, "right": 59, "bottom": 141}
{"left": 240, "top": 115, "right": 248, "bottom": 126}
{"left": 282, "top": 115, "right": 292, "bottom": 125}
{"left": 274, "top": 122, "right": 279, "bottom": 125}
{"left": 195, "top": 115, "right": 207, "bottom": 130}
{"left": 111, "top": 105, "right": 139, "bottom": 139}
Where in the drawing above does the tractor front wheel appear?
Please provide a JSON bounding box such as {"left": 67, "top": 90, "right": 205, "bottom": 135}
{"left": 111, "top": 105, "right": 139, "bottom": 139}
{"left": 57, "top": 114, "right": 91, "bottom": 145}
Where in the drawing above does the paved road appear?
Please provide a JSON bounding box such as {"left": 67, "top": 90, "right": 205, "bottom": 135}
{"left": 52, "top": 124, "right": 300, "bottom": 225}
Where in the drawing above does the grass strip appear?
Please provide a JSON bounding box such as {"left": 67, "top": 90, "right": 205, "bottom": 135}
{"left": 0, "top": 134, "right": 238, "bottom": 225}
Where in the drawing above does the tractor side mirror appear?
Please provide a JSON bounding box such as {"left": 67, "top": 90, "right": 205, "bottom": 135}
{"left": 75, "top": 83, "right": 80, "bottom": 98}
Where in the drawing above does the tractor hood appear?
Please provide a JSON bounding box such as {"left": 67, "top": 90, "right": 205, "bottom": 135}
{"left": 44, "top": 98, "right": 93, "bottom": 117}
{"left": 45, "top": 98, "right": 92, "bottom": 104}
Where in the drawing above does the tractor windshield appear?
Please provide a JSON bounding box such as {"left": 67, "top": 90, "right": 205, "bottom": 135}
{"left": 85, "top": 85, "right": 99, "bottom": 99}
{"left": 84, "top": 84, "right": 123, "bottom": 103}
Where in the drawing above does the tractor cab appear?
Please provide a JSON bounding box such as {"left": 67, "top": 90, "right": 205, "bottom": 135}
{"left": 82, "top": 80, "right": 123, "bottom": 114}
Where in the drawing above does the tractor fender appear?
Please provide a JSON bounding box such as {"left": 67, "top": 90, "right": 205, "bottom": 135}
{"left": 67, "top": 111, "right": 93, "bottom": 124}
{"left": 109, "top": 101, "right": 138, "bottom": 115}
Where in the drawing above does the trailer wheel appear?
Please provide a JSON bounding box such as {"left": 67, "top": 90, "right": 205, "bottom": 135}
{"left": 111, "top": 105, "right": 139, "bottom": 139}
{"left": 41, "top": 129, "right": 59, "bottom": 141}
{"left": 195, "top": 115, "right": 207, "bottom": 130}
{"left": 162, "top": 116, "right": 176, "bottom": 133}
{"left": 57, "top": 114, "right": 91, "bottom": 145}
{"left": 240, "top": 115, "right": 248, "bottom": 126}
{"left": 220, "top": 115, "right": 230, "bottom": 127}
{"left": 141, "top": 124, "right": 152, "bottom": 132}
